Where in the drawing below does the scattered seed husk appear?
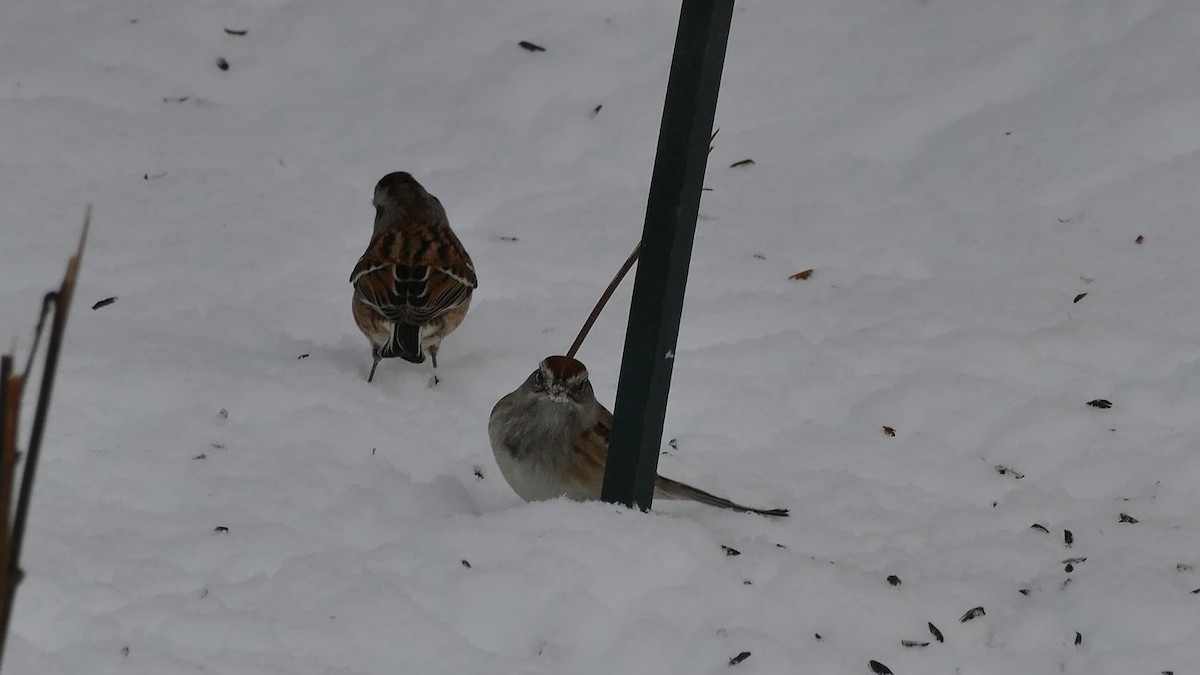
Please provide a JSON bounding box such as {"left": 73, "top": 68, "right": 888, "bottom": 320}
{"left": 1075, "top": 632, "right": 1082, "bottom": 645}
{"left": 1073, "top": 293, "right": 1087, "bottom": 303}
{"left": 868, "top": 660, "right": 893, "bottom": 675}
{"left": 928, "top": 622, "right": 944, "bottom": 642}
{"left": 1064, "top": 530, "right": 1074, "bottom": 546}
{"left": 729, "top": 651, "right": 751, "bottom": 666}
{"left": 91, "top": 297, "right": 117, "bottom": 310}
{"left": 213, "top": 526, "right": 229, "bottom": 534}
{"left": 1135, "top": 235, "right": 1144, "bottom": 244}
{"left": 1031, "top": 523, "right": 1049, "bottom": 533}
{"left": 1177, "top": 563, "right": 1194, "bottom": 572}
{"left": 721, "top": 545, "right": 741, "bottom": 557}
{"left": 882, "top": 426, "right": 896, "bottom": 437}
{"left": 1018, "top": 588, "right": 1031, "bottom": 595}
{"left": 789, "top": 269, "right": 814, "bottom": 281}
{"left": 1063, "top": 557, "right": 1087, "bottom": 565}
{"left": 297, "top": 353, "right": 309, "bottom": 359}
{"left": 216, "top": 57, "right": 229, "bottom": 71}
{"left": 518, "top": 41, "right": 546, "bottom": 52}
{"left": 1065, "top": 564, "right": 1074, "bottom": 573}
{"left": 1086, "top": 399, "right": 1112, "bottom": 409}
{"left": 461, "top": 559, "right": 471, "bottom": 569}
{"left": 994, "top": 465, "right": 1024, "bottom": 479}
{"left": 729, "top": 158, "right": 755, "bottom": 168}
{"left": 887, "top": 575, "right": 901, "bottom": 586}
{"left": 223, "top": 28, "right": 248, "bottom": 36}
{"left": 1119, "top": 512, "right": 1139, "bottom": 523}
{"left": 960, "top": 606, "right": 985, "bottom": 622}
{"left": 162, "top": 96, "right": 190, "bottom": 103}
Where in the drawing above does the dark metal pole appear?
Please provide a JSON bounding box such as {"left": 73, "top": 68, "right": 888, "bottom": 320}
{"left": 601, "top": 0, "right": 734, "bottom": 510}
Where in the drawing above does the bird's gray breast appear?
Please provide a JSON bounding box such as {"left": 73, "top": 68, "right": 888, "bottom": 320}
{"left": 489, "top": 396, "right": 586, "bottom": 502}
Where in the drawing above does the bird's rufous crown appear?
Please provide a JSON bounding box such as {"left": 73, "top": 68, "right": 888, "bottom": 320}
{"left": 539, "top": 355, "right": 589, "bottom": 383}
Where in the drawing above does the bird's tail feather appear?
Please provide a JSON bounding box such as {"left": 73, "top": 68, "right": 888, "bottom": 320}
{"left": 381, "top": 323, "right": 425, "bottom": 363}
{"left": 655, "top": 476, "right": 789, "bottom": 517}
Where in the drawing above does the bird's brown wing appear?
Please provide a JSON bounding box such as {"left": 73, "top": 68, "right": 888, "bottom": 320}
{"left": 350, "top": 223, "right": 477, "bottom": 327}
{"left": 561, "top": 405, "right": 612, "bottom": 499}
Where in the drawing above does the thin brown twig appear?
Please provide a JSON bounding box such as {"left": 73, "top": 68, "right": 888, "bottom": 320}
{"left": 21, "top": 294, "right": 56, "bottom": 380}
{"left": 0, "top": 355, "right": 17, "bottom": 655}
{"left": 566, "top": 243, "right": 641, "bottom": 359}
{"left": 11, "top": 208, "right": 87, "bottom": 563}
{"left": 0, "top": 359, "right": 19, "bottom": 533}
{"left": 562, "top": 129, "right": 716, "bottom": 359}
{"left": 0, "top": 206, "right": 89, "bottom": 668}
{"left": 0, "top": 356, "right": 15, "bottom": 526}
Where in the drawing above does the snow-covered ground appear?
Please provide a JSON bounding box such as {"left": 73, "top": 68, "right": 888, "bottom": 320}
{"left": 4, "top": 0, "right": 1200, "bottom": 672}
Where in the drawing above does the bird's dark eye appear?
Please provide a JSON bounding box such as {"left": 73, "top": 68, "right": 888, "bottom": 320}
{"left": 533, "top": 370, "right": 546, "bottom": 386}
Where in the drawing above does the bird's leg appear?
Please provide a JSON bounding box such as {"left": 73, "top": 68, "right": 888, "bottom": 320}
{"left": 427, "top": 346, "right": 440, "bottom": 387}
{"left": 368, "top": 352, "right": 382, "bottom": 383}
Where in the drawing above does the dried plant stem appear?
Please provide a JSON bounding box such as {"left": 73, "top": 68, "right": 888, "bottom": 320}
{"left": 0, "top": 355, "right": 18, "bottom": 623}
{"left": 562, "top": 128, "right": 717, "bottom": 360}
{"left": 0, "top": 207, "right": 89, "bottom": 669}
{"left": 566, "top": 243, "right": 641, "bottom": 359}
{"left": 21, "top": 294, "right": 55, "bottom": 380}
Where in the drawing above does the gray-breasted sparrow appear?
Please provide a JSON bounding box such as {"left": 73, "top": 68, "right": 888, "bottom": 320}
{"left": 350, "top": 172, "right": 477, "bottom": 383}
{"left": 489, "top": 355, "right": 789, "bottom": 517}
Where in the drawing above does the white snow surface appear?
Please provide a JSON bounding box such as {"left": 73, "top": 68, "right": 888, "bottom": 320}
{"left": 3, "top": 0, "right": 1200, "bottom": 673}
